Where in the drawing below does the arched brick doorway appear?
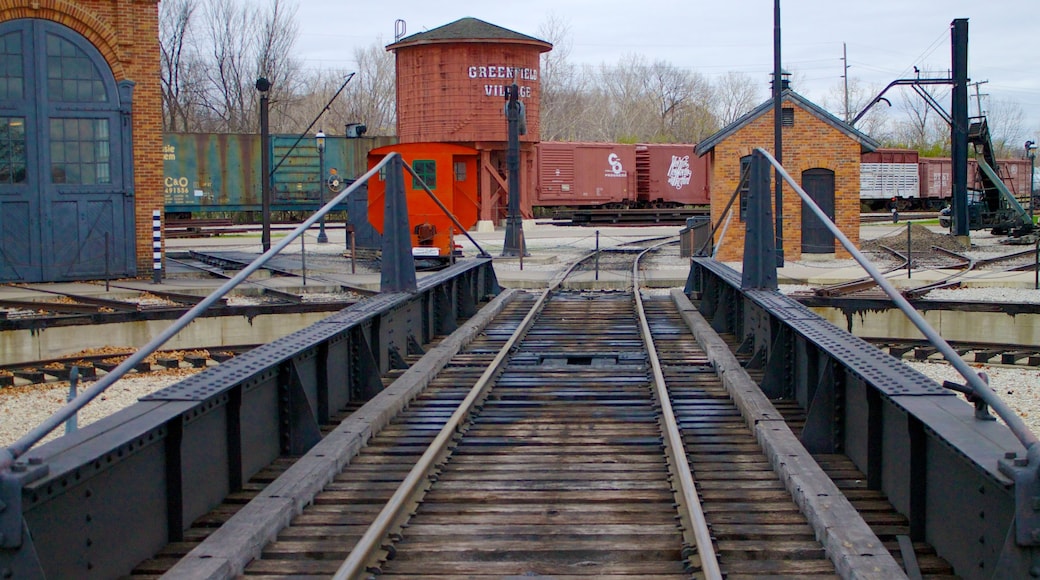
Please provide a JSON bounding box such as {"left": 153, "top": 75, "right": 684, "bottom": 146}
{"left": 0, "top": 19, "right": 134, "bottom": 282}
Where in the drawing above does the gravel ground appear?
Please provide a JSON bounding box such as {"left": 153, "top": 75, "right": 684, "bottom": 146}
{"left": 904, "top": 359, "right": 1040, "bottom": 434}
{"left": 0, "top": 369, "right": 200, "bottom": 449}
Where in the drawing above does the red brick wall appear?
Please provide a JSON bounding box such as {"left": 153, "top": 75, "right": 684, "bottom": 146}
{"left": 0, "top": 0, "right": 161, "bottom": 275}
{"left": 708, "top": 98, "right": 861, "bottom": 262}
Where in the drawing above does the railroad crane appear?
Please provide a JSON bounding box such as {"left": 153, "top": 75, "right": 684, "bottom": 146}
{"left": 940, "top": 116, "right": 1037, "bottom": 242}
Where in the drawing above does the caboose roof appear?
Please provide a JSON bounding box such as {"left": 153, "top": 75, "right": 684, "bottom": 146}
{"left": 695, "top": 90, "right": 879, "bottom": 156}
{"left": 386, "top": 17, "right": 552, "bottom": 52}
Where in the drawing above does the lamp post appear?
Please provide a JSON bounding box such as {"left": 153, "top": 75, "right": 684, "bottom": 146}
{"left": 1027, "top": 140, "right": 1036, "bottom": 223}
{"left": 256, "top": 77, "right": 272, "bottom": 252}
{"left": 315, "top": 129, "right": 328, "bottom": 243}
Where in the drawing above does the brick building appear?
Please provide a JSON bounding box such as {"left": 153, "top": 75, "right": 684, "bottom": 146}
{"left": 0, "top": 0, "right": 161, "bottom": 282}
{"left": 696, "top": 90, "right": 878, "bottom": 262}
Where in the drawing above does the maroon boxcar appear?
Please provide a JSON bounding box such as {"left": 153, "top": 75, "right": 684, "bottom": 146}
{"left": 534, "top": 142, "right": 637, "bottom": 207}
{"left": 636, "top": 143, "right": 710, "bottom": 206}
{"left": 920, "top": 157, "right": 1033, "bottom": 206}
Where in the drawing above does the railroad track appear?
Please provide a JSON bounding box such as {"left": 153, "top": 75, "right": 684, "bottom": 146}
{"left": 865, "top": 338, "right": 1040, "bottom": 368}
{"left": 134, "top": 243, "right": 941, "bottom": 578}
{"left": 0, "top": 346, "right": 255, "bottom": 388}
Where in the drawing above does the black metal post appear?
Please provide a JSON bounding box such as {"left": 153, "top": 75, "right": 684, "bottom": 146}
{"left": 316, "top": 130, "right": 328, "bottom": 244}
{"left": 907, "top": 225, "right": 912, "bottom": 279}
{"left": 502, "top": 83, "right": 527, "bottom": 257}
{"left": 257, "top": 78, "right": 272, "bottom": 252}
{"left": 950, "top": 19, "right": 969, "bottom": 240}
{"left": 1027, "top": 140, "right": 1036, "bottom": 222}
{"left": 595, "top": 230, "right": 600, "bottom": 281}
{"left": 773, "top": 0, "right": 784, "bottom": 266}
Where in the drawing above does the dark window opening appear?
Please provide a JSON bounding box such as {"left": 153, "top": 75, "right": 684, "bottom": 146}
{"left": 781, "top": 107, "right": 795, "bottom": 127}
{"left": 738, "top": 155, "right": 751, "bottom": 222}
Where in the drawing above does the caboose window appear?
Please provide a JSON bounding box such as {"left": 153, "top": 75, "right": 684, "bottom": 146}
{"left": 412, "top": 159, "right": 436, "bottom": 190}
{"left": 454, "top": 161, "right": 466, "bottom": 182}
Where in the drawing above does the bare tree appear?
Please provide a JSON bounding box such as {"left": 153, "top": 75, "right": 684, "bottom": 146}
{"left": 190, "top": 0, "right": 301, "bottom": 133}
{"left": 343, "top": 42, "right": 397, "bottom": 135}
{"left": 712, "top": 72, "right": 761, "bottom": 126}
{"left": 984, "top": 98, "right": 1026, "bottom": 159}
{"left": 255, "top": 0, "right": 302, "bottom": 132}
{"left": 159, "top": 0, "right": 200, "bottom": 132}
{"left": 537, "top": 14, "right": 593, "bottom": 141}
{"left": 823, "top": 77, "right": 891, "bottom": 141}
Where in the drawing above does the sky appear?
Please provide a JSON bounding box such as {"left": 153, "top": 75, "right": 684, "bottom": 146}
{"left": 293, "top": 0, "right": 1040, "bottom": 142}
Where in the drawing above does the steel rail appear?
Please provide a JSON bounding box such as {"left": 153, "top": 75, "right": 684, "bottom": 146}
{"left": 633, "top": 242, "right": 723, "bottom": 580}
{"left": 0, "top": 156, "right": 396, "bottom": 472}
{"left": 333, "top": 256, "right": 594, "bottom": 578}
{"left": 902, "top": 246, "right": 975, "bottom": 299}
{"left": 756, "top": 147, "right": 1040, "bottom": 452}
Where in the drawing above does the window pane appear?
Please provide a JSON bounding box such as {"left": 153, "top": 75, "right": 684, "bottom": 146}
{"left": 49, "top": 118, "right": 111, "bottom": 184}
{"left": 45, "top": 33, "right": 108, "bottom": 102}
{"left": 0, "top": 31, "right": 23, "bottom": 100}
{"left": 412, "top": 160, "right": 436, "bottom": 190}
{"left": 0, "top": 117, "right": 27, "bottom": 184}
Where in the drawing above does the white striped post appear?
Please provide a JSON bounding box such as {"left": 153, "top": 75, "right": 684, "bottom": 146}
{"left": 152, "top": 210, "right": 162, "bottom": 283}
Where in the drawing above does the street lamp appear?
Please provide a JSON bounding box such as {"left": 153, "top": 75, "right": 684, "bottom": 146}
{"left": 256, "top": 77, "right": 272, "bottom": 251}
{"left": 1026, "top": 140, "right": 1036, "bottom": 223}
{"left": 315, "top": 129, "right": 328, "bottom": 243}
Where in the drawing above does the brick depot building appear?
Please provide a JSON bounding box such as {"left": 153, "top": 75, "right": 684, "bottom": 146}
{"left": 696, "top": 90, "right": 879, "bottom": 262}
{"left": 0, "top": 1, "right": 161, "bottom": 283}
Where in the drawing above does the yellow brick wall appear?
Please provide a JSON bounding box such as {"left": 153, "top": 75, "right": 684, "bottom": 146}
{"left": 708, "top": 99, "right": 862, "bottom": 262}
{"left": 0, "top": 0, "right": 161, "bottom": 276}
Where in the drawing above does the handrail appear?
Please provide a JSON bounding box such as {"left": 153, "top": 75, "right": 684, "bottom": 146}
{"left": 633, "top": 243, "right": 723, "bottom": 579}
{"left": 0, "top": 154, "right": 399, "bottom": 473}
{"left": 754, "top": 147, "right": 1039, "bottom": 452}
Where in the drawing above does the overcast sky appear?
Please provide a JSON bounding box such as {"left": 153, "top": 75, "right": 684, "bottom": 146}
{"left": 294, "top": 0, "right": 1040, "bottom": 141}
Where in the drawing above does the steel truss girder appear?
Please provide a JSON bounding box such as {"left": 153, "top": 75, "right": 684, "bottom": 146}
{"left": 0, "top": 259, "right": 498, "bottom": 579}
{"left": 690, "top": 258, "right": 1036, "bottom": 579}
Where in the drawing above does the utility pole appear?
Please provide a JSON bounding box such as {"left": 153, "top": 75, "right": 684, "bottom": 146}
{"left": 842, "top": 42, "right": 851, "bottom": 124}
{"left": 773, "top": 0, "right": 784, "bottom": 266}
{"left": 968, "top": 80, "right": 989, "bottom": 117}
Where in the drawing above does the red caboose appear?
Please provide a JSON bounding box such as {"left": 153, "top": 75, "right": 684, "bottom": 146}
{"left": 367, "top": 142, "right": 479, "bottom": 258}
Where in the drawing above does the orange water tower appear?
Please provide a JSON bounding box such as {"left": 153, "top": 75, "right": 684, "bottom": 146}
{"left": 387, "top": 18, "right": 552, "bottom": 222}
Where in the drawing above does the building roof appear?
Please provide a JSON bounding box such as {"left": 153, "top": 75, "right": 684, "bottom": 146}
{"left": 695, "top": 90, "right": 880, "bottom": 156}
{"left": 387, "top": 17, "right": 552, "bottom": 52}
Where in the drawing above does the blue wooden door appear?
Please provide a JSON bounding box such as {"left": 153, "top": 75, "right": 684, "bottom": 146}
{"left": 0, "top": 19, "right": 133, "bottom": 282}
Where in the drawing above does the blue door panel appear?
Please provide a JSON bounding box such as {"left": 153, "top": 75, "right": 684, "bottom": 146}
{"left": 0, "top": 18, "right": 131, "bottom": 282}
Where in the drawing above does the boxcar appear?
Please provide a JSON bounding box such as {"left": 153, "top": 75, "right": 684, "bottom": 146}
{"left": 163, "top": 133, "right": 394, "bottom": 215}
{"left": 367, "top": 142, "right": 479, "bottom": 258}
{"left": 534, "top": 142, "right": 637, "bottom": 208}
{"left": 919, "top": 157, "right": 1033, "bottom": 207}
{"left": 860, "top": 149, "right": 920, "bottom": 209}
{"left": 636, "top": 143, "right": 710, "bottom": 206}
